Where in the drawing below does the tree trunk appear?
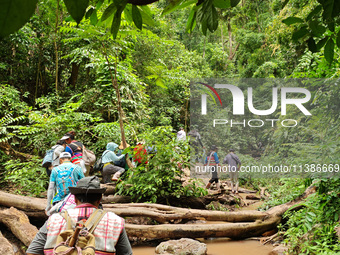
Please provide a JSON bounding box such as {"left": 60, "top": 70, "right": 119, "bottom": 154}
{"left": 125, "top": 216, "right": 280, "bottom": 239}
{"left": 104, "top": 203, "right": 267, "bottom": 224}
{"left": 102, "top": 47, "right": 134, "bottom": 169}
{"left": 0, "top": 191, "right": 46, "bottom": 212}
{"left": 69, "top": 62, "right": 80, "bottom": 89}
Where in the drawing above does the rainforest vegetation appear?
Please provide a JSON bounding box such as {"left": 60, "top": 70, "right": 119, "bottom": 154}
{"left": 0, "top": 0, "right": 340, "bottom": 254}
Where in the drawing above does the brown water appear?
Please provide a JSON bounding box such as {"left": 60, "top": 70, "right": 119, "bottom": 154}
{"left": 132, "top": 239, "right": 273, "bottom": 255}
{"left": 132, "top": 190, "right": 272, "bottom": 254}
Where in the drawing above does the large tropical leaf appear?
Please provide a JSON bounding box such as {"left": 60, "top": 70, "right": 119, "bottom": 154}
{"left": 63, "top": 0, "right": 89, "bottom": 24}
{"left": 0, "top": 0, "right": 38, "bottom": 38}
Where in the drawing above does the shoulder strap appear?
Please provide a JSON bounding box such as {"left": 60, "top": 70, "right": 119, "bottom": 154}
{"left": 60, "top": 210, "right": 74, "bottom": 230}
{"left": 84, "top": 209, "right": 107, "bottom": 234}
{"left": 70, "top": 142, "right": 81, "bottom": 151}
{"left": 230, "top": 153, "right": 239, "bottom": 163}
{"left": 102, "top": 150, "right": 110, "bottom": 159}
{"left": 207, "top": 151, "right": 215, "bottom": 166}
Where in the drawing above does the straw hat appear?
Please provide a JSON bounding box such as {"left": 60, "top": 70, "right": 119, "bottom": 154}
{"left": 118, "top": 141, "right": 130, "bottom": 150}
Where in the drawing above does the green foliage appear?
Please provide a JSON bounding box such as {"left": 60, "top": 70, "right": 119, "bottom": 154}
{"left": 0, "top": 114, "right": 26, "bottom": 144}
{"left": 260, "top": 178, "right": 306, "bottom": 210}
{"left": 117, "top": 130, "right": 207, "bottom": 203}
{"left": 3, "top": 157, "right": 48, "bottom": 196}
{"left": 278, "top": 178, "right": 340, "bottom": 254}
{"left": 0, "top": 84, "right": 29, "bottom": 116}
{"left": 63, "top": 0, "right": 89, "bottom": 24}
{"left": 281, "top": 0, "right": 340, "bottom": 64}
{"left": 0, "top": 0, "right": 38, "bottom": 38}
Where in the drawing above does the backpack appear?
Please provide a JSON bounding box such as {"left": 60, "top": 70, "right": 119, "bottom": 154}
{"left": 53, "top": 209, "right": 106, "bottom": 255}
{"left": 92, "top": 157, "right": 104, "bottom": 173}
{"left": 82, "top": 146, "right": 96, "bottom": 166}
{"left": 42, "top": 145, "right": 58, "bottom": 168}
{"left": 55, "top": 165, "right": 78, "bottom": 201}
{"left": 114, "top": 153, "right": 126, "bottom": 168}
{"left": 92, "top": 150, "right": 109, "bottom": 173}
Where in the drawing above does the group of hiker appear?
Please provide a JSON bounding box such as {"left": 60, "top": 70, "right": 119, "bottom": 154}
{"left": 205, "top": 146, "right": 242, "bottom": 194}
{"left": 28, "top": 128, "right": 241, "bottom": 255}
{"left": 177, "top": 128, "right": 242, "bottom": 194}
{"left": 27, "top": 131, "right": 142, "bottom": 255}
{"left": 42, "top": 131, "right": 150, "bottom": 215}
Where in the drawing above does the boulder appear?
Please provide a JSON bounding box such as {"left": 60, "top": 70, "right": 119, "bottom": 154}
{"left": 155, "top": 238, "right": 207, "bottom": 255}
{"left": 269, "top": 245, "right": 288, "bottom": 255}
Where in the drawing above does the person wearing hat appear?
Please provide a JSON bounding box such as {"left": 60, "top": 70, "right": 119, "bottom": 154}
{"left": 27, "top": 176, "right": 133, "bottom": 255}
{"left": 44, "top": 140, "right": 66, "bottom": 177}
{"left": 60, "top": 131, "right": 88, "bottom": 175}
{"left": 45, "top": 152, "right": 85, "bottom": 215}
{"left": 223, "top": 149, "right": 242, "bottom": 194}
{"left": 102, "top": 142, "right": 126, "bottom": 183}
{"left": 205, "top": 145, "right": 221, "bottom": 192}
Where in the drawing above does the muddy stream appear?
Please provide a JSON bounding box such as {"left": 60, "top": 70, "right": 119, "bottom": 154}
{"left": 132, "top": 193, "right": 274, "bottom": 255}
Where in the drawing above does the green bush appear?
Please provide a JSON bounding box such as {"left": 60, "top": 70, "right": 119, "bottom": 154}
{"left": 117, "top": 129, "right": 207, "bottom": 203}
{"left": 3, "top": 157, "right": 48, "bottom": 196}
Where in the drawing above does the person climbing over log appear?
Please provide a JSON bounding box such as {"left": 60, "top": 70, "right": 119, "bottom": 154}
{"left": 45, "top": 152, "right": 85, "bottom": 216}
{"left": 223, "top": 148, "right": 242, "bottom": 194}
{"left": 205, "top": 145, "right": 221, "bottom": 192}
{"left": 102, "top": 142, "right": 126, "bottom": 183}
{"left": 26, "top": 176, "right": 133, "bottom": 255}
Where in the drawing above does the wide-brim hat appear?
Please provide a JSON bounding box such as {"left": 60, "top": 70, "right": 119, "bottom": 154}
{"left": 69, "top": 176, "right": 106, "bottom": 195}
{"left": 118, "top": 141, "right": 130, "bottom": 150}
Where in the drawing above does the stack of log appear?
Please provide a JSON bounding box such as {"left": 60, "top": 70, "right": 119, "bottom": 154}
{"left": 0, "top": 184, "right": 316, "bottom": 254}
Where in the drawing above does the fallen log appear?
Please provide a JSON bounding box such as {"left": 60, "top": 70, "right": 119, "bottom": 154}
{"left": 0, "top": 232, "right": 15, "bottom": 255}
{"left": 0, "top": 207, "right": 38, "bottom": 247}
{"left": 104, "top": 203, "right": 267, "bottom": 224}
{"left": 115, "top": 185, "right": 317, "bottom": 239}
{"left": 125, "top": 216, "right": 280, "bottom": 239}
{"left": 0, "top": 191, "right": 46, "bottom": 212}
{"left": 0, "top": 185, "right": 317, "bottom": 242}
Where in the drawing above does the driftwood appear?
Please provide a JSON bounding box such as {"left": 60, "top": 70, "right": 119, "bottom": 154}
{"left": 0, "top": 207, "right": 38, "bottom": 246}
